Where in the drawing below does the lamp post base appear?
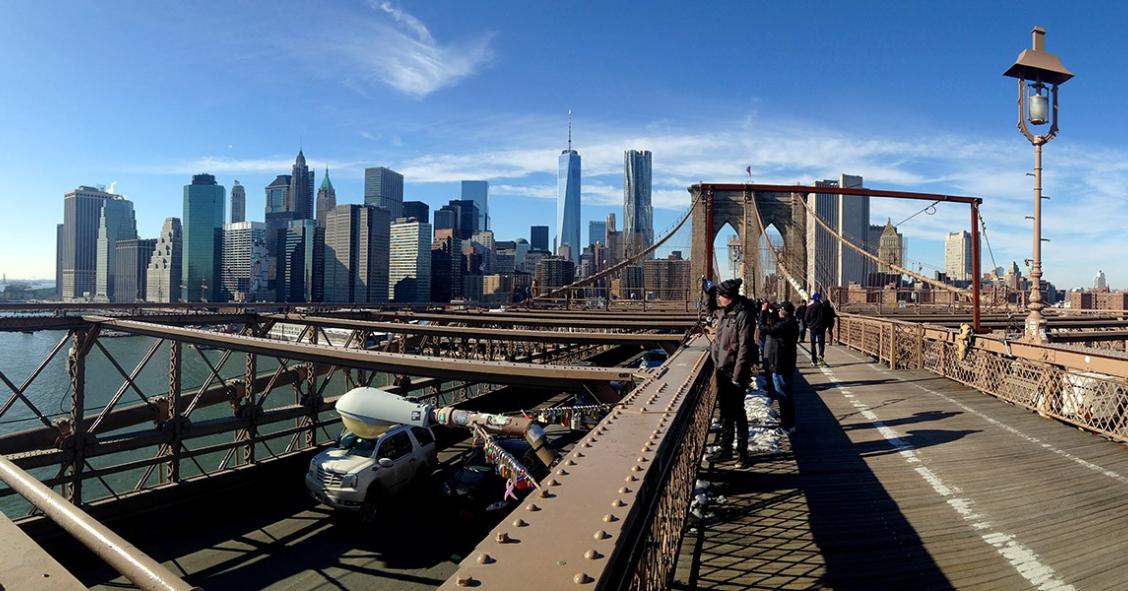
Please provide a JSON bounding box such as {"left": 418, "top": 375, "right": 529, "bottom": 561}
{"left": 1024, "top": 313, "right": 1047, "bottom": 343}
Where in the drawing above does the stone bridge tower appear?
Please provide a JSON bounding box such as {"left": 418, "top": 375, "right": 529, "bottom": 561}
{"left": 689, "top": 184, "right": 807, "bottom": 302}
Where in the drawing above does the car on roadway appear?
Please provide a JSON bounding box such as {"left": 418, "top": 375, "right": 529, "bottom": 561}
{"left": 639, "top": 348, "right": 669, "bottom": 369}
{"left": 306, "top": 424, "right": 437, "bottom": 521}
{"left": 440, "top": 437, "right": 549, "bottom": 519}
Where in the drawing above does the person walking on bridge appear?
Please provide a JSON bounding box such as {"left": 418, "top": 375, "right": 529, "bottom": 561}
{"left": 706, "top": 278, "right": 753, "bottom": 466}
{"left": 761, "top": 301, "right": 800, "bottom": 433}
{"left": 804, "top": 292, "right": 836, "bottom": 366}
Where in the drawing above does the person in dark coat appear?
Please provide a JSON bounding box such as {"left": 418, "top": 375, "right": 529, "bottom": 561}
{"left": 761, "top": 301, "right": 800, "bottom": 433}
{"left": 707, "top": 278, "right": 753, "bottom": 465}
{"left": 803, "top": 292, "right": 836, "bottom": 366}
{"left": 796, "top": 300, "right": 808, "bottom": 341}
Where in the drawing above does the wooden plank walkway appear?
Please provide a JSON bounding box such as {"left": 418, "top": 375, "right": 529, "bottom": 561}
{"left": 674, "top": 344, "right": 1128, "bottom": 590}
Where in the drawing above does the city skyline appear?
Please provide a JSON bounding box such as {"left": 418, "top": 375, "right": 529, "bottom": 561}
{"left": 7, "top": 3, "right": 1128, "bottom": 288}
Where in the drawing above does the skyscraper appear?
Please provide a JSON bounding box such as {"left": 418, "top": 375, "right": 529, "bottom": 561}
{"left": 364, "top": 167, "right": 404, "bottom": 220}
{"left": 461, "top": 180, "right": 489, "bottom": 231}
{"left": 945, "top": 231, "right": 973, "bottom": 282}
{"left": 94, "top": 195, "right": 138, "bottom": 302}
{"left": 403, "top": 201, "right": 429, "bottom": 223}
{"left": 220, "top": 221, "right": 269, "bottom": 302}
{"left": 231, "top": 181, "right": 246, "bottom": 224}
{"left": 556, "top": 112, "right": 581, "bottom": 262}
{"left": 588, "top": 220, "right": 606, "bottom": 248}
{"left": 1096, "top": 270, "right": 1108, "bottom": 290}
{"left": 805, "top": 174, "right": 868, "bottom": 291}
{"left": 56, "top": 223, "right": 64, "bottom": 299}
{"left": 322, "top": 205, "right": 390, "bottom": 303}
{"left": 182, "top": 174, "right": 226, "bottom": 302}
{"left": 390, "top": 218, "right": 432, "bottom": 302}
{"left": 288, "top": 149, "right": 315, "bottom": 221}
{"left": 283, "top": 219, "right": 317, "bottom": 303}
{"left": 61, "top": 185, "right": 118, "bottom": 301}
{"left": 876, "top": 219, "right": 904, "bottom": 274}
{"left": 430, "top": 233, "right": 462, "bottom": 303}
{"left": 114, "top": 238, "right": 157, "bottom": 303}
{"left": 146, "top": 218, "right": 182, "bottom": 303}
{"left": 265, "top": 174, "right": 293, "bottom": 299}
{"left": 315, "top": 168, "right": 336, "bottom": 228}
{"left": 623, "top": 149, "right": 653, "bottom": 258}
{"left": 530, "top": 225, "right": 549, "bottom": 252}
{"left": 436, "top": 199, "right": 480, "bottom": 240}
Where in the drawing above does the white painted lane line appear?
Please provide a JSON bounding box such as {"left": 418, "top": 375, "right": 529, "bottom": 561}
{"left": 817, "top": 363, "right": 1075, "bottom": 591}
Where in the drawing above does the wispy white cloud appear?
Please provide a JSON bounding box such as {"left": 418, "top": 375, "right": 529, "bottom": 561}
{"left": 313, "top": 2, "right": 494, "bottom": 98}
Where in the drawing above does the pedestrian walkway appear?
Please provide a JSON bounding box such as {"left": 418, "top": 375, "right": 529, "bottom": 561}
{"left": 674, "top": 344, "right": 1128, "bottom": 590}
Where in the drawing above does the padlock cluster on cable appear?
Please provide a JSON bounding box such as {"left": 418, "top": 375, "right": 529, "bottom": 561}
{"left": 521, "top": 403, "right": 619, "bottom": 427}
{"left": 473, "top": 426, "right": 539, "bottom": 492}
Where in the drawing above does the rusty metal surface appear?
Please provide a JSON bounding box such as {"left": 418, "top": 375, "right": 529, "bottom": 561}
{"left": 438, "top": 336, "right": 711, "bottom": 590}
{"left": 266, "top": 314, "right": 686, "bottom": 345}
{"left": 88, "top": 317, "right": 638, "bottom": 387}
{"left": 0, "top": 455, "right": 199, "bottom": 591}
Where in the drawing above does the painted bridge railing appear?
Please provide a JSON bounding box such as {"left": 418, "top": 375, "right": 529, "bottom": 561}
{"left": 836, "top": 313, "right": 1128, "bottom": 443}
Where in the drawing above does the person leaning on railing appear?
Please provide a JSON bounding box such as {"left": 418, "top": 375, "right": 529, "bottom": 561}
{"left": 705, "top": 278, "right": 753, "bottom": 467}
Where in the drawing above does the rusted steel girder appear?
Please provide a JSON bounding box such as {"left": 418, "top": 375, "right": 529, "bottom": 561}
{"left": 86, "top": 317, "right": 639, "bottom": 388}
{"left": 266, "top": 314, "right": 686, "bottom": 345}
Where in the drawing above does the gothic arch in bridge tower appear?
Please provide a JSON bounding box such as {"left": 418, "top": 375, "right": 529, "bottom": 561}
{"left": 689, "top": 185, "right": 807, "bottom": 301}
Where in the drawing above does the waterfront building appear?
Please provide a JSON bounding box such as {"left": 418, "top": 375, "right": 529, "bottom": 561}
{"left": 623, "top": 149, "right": 653, "bottom": 258}
{"left": 182, "top": 174, "right": 226, "bottom": 302}
{"left": 113, "top": 238, "right": 157, "bottom": 303}
{"left": 805, "top": 174, "right": 868, "bottom": 291}
{"left": 322, "top": 205, "right": 390, "bottom": 303}
{"left": 146, "top": 217, "right": 182, "bottom": 303}
{"left": 389, "top": 218, "right": 432, "bottom": 302}
{"left": 945, "top": 230, "right": 973, "bottom": 282}
{"left": 61, "top": 185, "right": 118, "bottom": 301}
{"left": 94, "top": 195, "right": 138, "bottom": 302}
{"left": 364, "top": 166, "right": 404, "bottom": 220}
{"left": 220, "top": 221, "right": 269, "bottom": 302}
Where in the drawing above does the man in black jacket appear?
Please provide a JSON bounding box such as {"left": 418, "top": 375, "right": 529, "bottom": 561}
{"left": 761, "top": 301, "right": 800, "bottom": 433}
{"left": 707, "top": 278, "right": 753, "bottom": 465}
{"left": 803, "top": 292, "right": 836, "bottom": 367}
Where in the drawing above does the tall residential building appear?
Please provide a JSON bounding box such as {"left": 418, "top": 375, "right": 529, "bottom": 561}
{"left": 588, "top": 220, "right": 606, "bottom": 248}
{"left": 461, "top": 180, "right": 489, "bottom": 231}
{"left": 643, "top": 252, "right": 691, "bottom": 300}
{"left": 146, "top": 218, "right": 182, "bottom": 303}
{"left": 220, "top": 221, "right": 269, "bottom": 302}
{"left": 623, "top": 149, "right": 653, "bottom": 258}
{"left": 315, "top": 168, "right": 336, "bottom": 228}
{"left": 231, "top": 181, "right": 246, "bottom": 223}
{"left": 430, "top": 233, "right": 462, "bottom": 303}
{"left": 534, "top": 257, "right": 576, "bottom": 295}
{"left": 94, "top": 196, "right": 138, "bottom": 302}
{"left": 605, "top": 213, "right": 624, "bottom": 265}
{"left": 530, "top": 225, "right": 549, "bottom": 252}
{"left": 114, "top": 238, "right": 157, "bottom": 303}
{"left": 390, "top": 218, "right": 432, "bottom": 302}
{"left": 364, "top": 167, "right": 404, "bottom": 220}
{"left": 288, "top": 149, "right": 315, "bottom": 220}
{"left": 56, "top": 224, "right": 64, "bottom": 299}
{"left": 805, "top": 174, "right": 868, "bottom": 292}
{"left": 182, "top": 174, "right": 226, "bottom": 302}
{"left": 1095, "top": 270, "right": 1108, "bottom": 290}
{"left": 403, "top": 201, "right": 429, "bottom": 223}
{"left": 322, "top": 205, "right": 390, "bottom": 303}
{"left": 876, "top": 219, "right": 904, "bottom": 274}
{"left": 283, "top": 219, "right": 317, "bottom": 303}
{"left": 556, "top": 113, "right": 581, "bottom": 262}
{"left": 61, "top": 185, "right": 119, "bottom": 301}
{"left": 944, "top": 231, "right": 973, "bottom": 282}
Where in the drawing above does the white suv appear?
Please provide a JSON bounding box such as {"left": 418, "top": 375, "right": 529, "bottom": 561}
{"left": 306, "top": 424, "right": 437, "bottom": 519}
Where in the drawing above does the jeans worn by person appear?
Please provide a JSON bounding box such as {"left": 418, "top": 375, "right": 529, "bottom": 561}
{"left": 810, "top": 328, "right": 826, "bottom": 365}
{"left": 771, "top": 370, "right": 796, "bottom": 431}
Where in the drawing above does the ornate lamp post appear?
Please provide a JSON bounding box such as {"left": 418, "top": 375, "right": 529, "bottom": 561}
{"left": 1003, "top": 26, "right": 1073, "bottom": 342}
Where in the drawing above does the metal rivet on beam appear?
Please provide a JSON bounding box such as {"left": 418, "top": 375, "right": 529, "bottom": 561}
{"left": 584, "top": 549, "right": 603, "bottom": 560}
{"left": 619, "top": 486, "right": 631, "bottom": 494}
{"left": 556, "top": 468, "right": 569, "bottom": 476}
{"left": 496, "top": 532, "right": 511, "bottom": 543}
{"left": 611, "top": 499, "right": 626, "bottom": 507}
{"left": 574, "top": 572, "right": 593, "bottom": 584}
{"left": 594, "top": 530, "right": 610, "bottom": 540}
{"left": 526, "top": 503, "right": 540, "bottom": 512}
{"left": 477, "top": 553, "right": 495, "bottom": 564}
{"left": 513, "top": 518, "right": 528, "bottom": 527}
{"left": 456, "top": 574, "right": 476, "bottom": 587}
{"left": 602, "top": 513, "right": 618, "bottom": 522}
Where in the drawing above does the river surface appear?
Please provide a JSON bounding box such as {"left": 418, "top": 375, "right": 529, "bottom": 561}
{"left": 0, "top": 329, "right": 369, "bottom": 517}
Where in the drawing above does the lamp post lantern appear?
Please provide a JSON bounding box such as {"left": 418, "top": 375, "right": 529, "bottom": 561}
{"left": 1003, "top": 26, "right": 1073, "bottom": 342}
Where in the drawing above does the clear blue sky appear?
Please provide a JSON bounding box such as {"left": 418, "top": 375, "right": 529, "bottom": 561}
{"left": 2, "top": 1, "right": 1125, "bottom": 288}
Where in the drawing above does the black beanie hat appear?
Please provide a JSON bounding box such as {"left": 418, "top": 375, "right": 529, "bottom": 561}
{"left": 717, "top": 278, "right": 742, "bottom": 297}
